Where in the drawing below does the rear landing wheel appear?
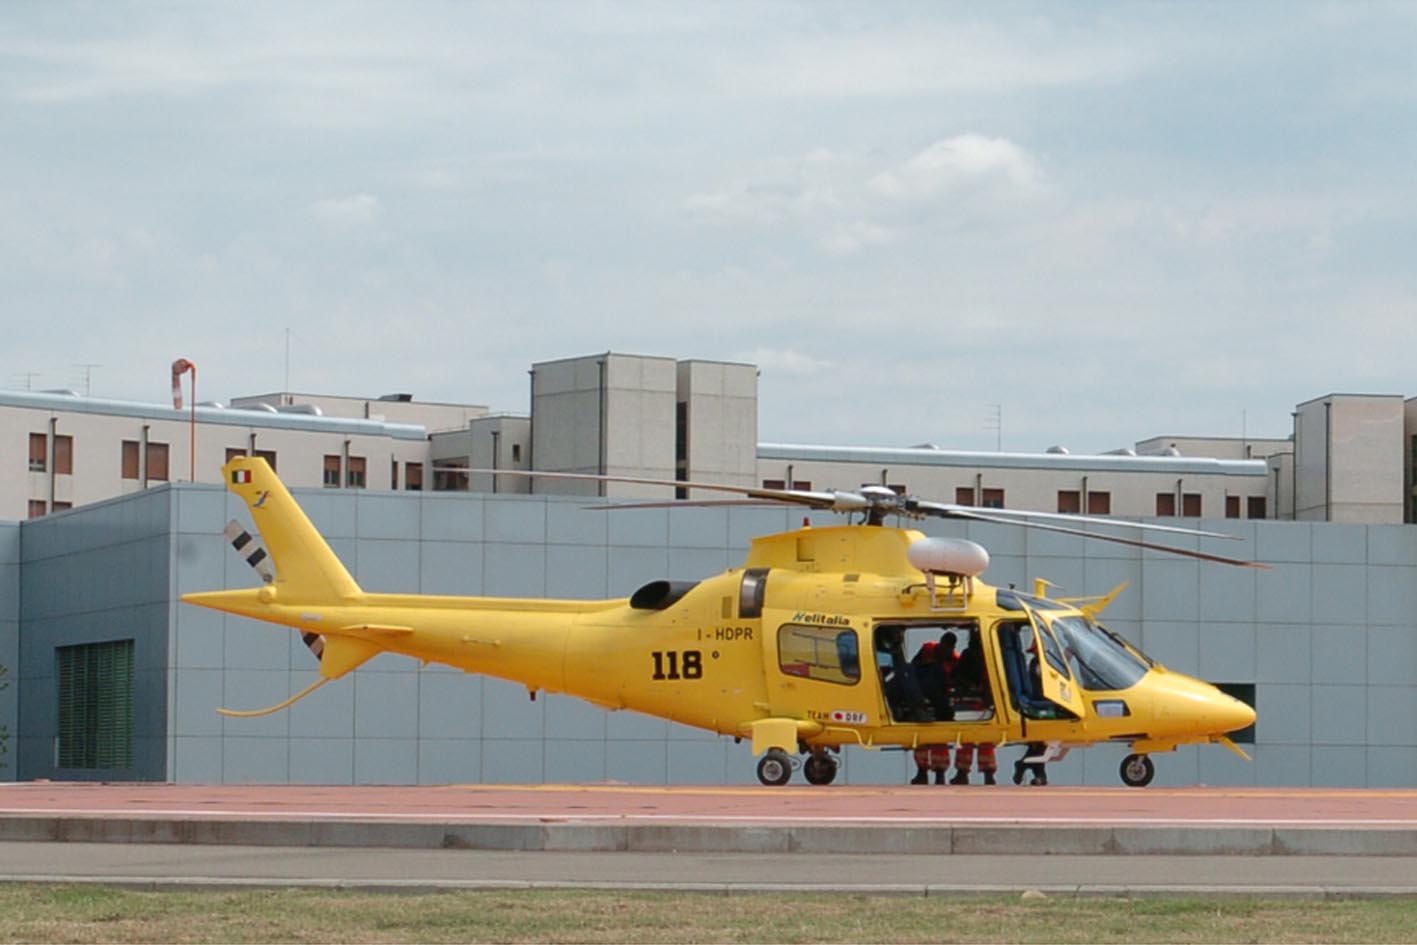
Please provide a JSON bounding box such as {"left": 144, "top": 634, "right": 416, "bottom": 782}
{"left": 803, "top": 753, "right": 838, "bottom": 786}
{"left": 1120, "top": 753, "right": 1155, "bottom": 788}
{"left": 756, "top": 748, "right": 794, "bottom": 786}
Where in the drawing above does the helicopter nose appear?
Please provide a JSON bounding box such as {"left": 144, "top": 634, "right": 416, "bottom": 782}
{"left": 1216, "top": 691, "right": 1256, "bottom": 735}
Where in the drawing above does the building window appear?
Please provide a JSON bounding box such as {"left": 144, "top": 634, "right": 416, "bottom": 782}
{"left": 433, "top": 460, "right": 468, "bottom": 492}
{"left": 675, "top": 401, "right": 688, "bottom": 463}
{"left": 1087, "top": 492, "right": 1111, "bottom": 515}
{"left": 511, "top": 443, "right": 522, "bottom": 463}
{"left": 762, "top": 479, "right": 786, "bottom": 490}
{"left": 1057, "top": 490, "right": 1081, "bottom": 514}
{"left": 1156, "top": 493, "right": 1176, "bottom": 517}
{"left": 405, "top": 462, "right": 423, "bottom": 491}
{"left": 29, "top": 433, "right": 46, "bottom": 472}
{"left": 121, "top": 441, "right": 140, "bottom": 480}
{"left": 1225, "top": 496, "right": 1241, "bottom": 519}
{"left": 1247, "top": 496, "right": 1267, "bottom": 519}
{"left": 28, "top": 500, "right": 46, "bottom": 519}
{"left": 323, "top": 455, "right": 341, "bottom": 487}
{"left": 955, "top": 487, "right": 975, "bottom": 507}
{"left": 254, "top": 450, "right": 277, "bottom": 471}
{"left": 981, "top": 488, "right": 1004, "bottom": 509}
{"left": 391, "top": 459, "right": 399, "bottom": 490}
{"left": 146, "top": 442, "right": 170, "bottom": 482}
{"left": 347, "top": 455, "right": 367, "bottom": 489}
{"left": 54, "top": 435, "right": 73, "bottom": 475}
{"left": 793, "top": 480, "right": 813, "bottom": 491}
{"left": 52, "top": 501, "right": 72, "bottom": 512}
{"left": 225, "top": 448, "right": 245, "bottom": 464}
{"left": 57, "top": 639, "right": 135, "bottom": 769}
{"left": 1182, "top": 493, "right": 1201, "bottom": 517}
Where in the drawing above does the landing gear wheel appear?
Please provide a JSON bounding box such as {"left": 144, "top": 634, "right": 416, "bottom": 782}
{"left": 1120, "top": 753, "right": 1155, "bottom": 788}
{"left": 803, "top": 753, "right": 838, "bottom": 786}
{"left": 756, "top": 748, "right": 794, "bottom": 786}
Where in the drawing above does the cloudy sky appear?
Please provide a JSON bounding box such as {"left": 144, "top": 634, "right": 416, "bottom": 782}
{"left": 5, "top": 3, "right": 1417, "bottom": 453}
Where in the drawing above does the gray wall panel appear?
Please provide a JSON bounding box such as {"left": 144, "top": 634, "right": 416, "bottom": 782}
{"left": 545, "top": 737, "right": 608, "bottom": 782}
{"left": 1311, "top": 684, "right": 1366, "bottom": 746}
{"left": 352, "top": 671, "right": 420, "bottom": 739}
{"left": 1367, "top": 626, "right": 1417, "bottom": 685}
{"left": 1257, "top": 624, "right": 1311, "bottom": 684}
{"left": 222, "top": 735, "right": 290, "bottom": 783}
{"left": 1310, "top": 745, "right": 1366, "bottom": 787}
{"left": 353, "top": 539, "right": 421, "bottom": 592}
{"left": 290, "top": 737, "right": 354, "bottom": 784}
{"left": 354, "top": 738, "right": 418, "bottom": 785}
{"left": 1312, "top": 523, "right": 1367, "bottom": 563}
{"left": 1257, "top": 684, "right": 1312, "bottom": 745}
{"left": 290, "top": 673, "right": 355, "bottom": 738}
{"left": 605, "top": 738, "right": 666, "bottom": 783}
{"left": 172, "top": 735, "right": 223, "bottom": 782}
{"left": 1311, "top": 625, "right": 1368, "bottom": 685}
{"left": 1368, "top": 526, "right": 1417, "bottom": 566}
{"left": 546, "top": 499, "right": 609, "bottom": 546}
{"left": 482, "top": 738, "right": 545, "bottom": 783}
{"left": 356, "top": 493, "right": 420, "bottom": 541}
{"left": 418, "top": 541, "right": 482, "bottom": 595}
{"left": 419, "top": 738, "right": 480, "bottom": 783}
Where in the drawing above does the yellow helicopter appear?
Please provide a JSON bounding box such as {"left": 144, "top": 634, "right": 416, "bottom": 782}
{"left": 184, "top": 457, "right": 1260, "bottom": 789}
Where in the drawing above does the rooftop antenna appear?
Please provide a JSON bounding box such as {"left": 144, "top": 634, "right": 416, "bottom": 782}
{"left": 73, "top": 364, "right": 101, "bottom": 396}
{"left": 985, "top": 403, "right": 1002, "bottom": 451}
{"left": 284, "top": 327, "right": 300, "bottom": 395}
{"left": 14, "top": 372, "right": 41, "bottom": 391}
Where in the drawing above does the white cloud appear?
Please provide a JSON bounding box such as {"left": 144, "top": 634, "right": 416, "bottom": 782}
{"left": 309, "top": 194, "right": 381, "bottom": 228}
{"left": 868, "top": 135, "right": 1044, "bottom": 203}
{"left": 734, "top": 347, "right": 833, "bottom": 376}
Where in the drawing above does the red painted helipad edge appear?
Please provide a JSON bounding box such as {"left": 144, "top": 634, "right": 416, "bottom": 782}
{"left": 3, "top": 782, "right": 1417, "bottom": 829}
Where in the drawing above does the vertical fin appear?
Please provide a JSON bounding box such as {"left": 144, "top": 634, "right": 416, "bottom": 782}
{"left": 222, "top": 457, "right": 362, "bottom": 603}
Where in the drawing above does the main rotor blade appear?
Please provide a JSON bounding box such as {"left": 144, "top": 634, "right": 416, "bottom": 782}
{"left": 585, "top": 498, "right": 799, "bottom": 511}
{"left": 908, "top": 500, "right": 1241, "bottom": 540}
{"left": 444, "top": 467, "right": 849, "bottom": 508}
{"left": 932, "top": 506, "right": 1268, "bottom": 569}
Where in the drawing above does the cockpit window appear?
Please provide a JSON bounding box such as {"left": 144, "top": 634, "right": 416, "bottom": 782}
{"left": 1046, "top": 615, "right": 1148, "bottom": 692}
{"left": 994, "top": 589, "right": 1054, "bottom": 613}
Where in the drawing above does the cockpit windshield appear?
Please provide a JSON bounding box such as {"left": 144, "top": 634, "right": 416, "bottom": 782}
{"left": 1046, "top": 614, "right": 1149, "bottom": 692}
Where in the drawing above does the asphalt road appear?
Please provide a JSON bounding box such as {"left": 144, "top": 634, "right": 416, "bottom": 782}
{"left": 4, "top": 842, "right": 1417, "bottom": 896}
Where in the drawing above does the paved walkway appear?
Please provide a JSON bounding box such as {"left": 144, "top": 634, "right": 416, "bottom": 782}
{"left": 3, "top": 783, "right": 1417, "bottom": 857}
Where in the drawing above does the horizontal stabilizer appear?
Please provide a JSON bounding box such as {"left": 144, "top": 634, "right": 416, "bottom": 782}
{"left": 339, "top": 623, "right": 415, "bottom": 636}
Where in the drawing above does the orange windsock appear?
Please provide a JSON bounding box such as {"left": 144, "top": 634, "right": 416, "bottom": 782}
{"left": 171, "top": 358, "right": 194, "bottom": 409}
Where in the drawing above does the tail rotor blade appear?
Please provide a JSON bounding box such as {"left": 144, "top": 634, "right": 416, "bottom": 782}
{"left": 223, "top": 520, "right": 275, "bottom": 584}
{"left": 223, "top": 519, "right": 327, "bottom": 662}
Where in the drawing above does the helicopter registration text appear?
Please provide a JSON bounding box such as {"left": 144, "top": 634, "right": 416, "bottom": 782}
{"left": 696, "top": 625, "right": 754, "bottom": 642}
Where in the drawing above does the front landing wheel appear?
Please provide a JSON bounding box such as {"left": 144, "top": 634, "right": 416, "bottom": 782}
{"left": 803, "top": 752, "right": 838, "bottom": 786}
{"left": 756, "top": 748, "right": 794, "bottom": 786}
{"left": 1120, "top": 753, "right": 1155, "bottom": 788}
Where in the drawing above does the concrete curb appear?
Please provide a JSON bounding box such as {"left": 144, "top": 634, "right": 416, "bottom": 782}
{"left": 3, "top": 875, "right": 1417, "bottom": 898}
{"left": 4, "top": 815, "right": 1417, "bottom": 856}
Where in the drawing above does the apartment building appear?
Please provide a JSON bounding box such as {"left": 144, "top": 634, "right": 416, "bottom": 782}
{"left": 5, "top": 358, "right": 1417, "bottom": 526}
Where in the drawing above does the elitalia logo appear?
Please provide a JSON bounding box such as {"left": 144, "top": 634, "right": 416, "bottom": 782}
{"left": 791, "top": 612, "right": 850, "bottom": 626}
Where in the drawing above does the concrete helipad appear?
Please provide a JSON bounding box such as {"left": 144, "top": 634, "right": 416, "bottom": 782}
{"left": 4, "top": 782, "right": 1417, "bottom": 856}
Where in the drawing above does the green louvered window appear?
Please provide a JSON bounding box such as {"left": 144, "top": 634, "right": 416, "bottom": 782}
{"left": 56, "top": 640, "right": 134, "bottom": 769}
